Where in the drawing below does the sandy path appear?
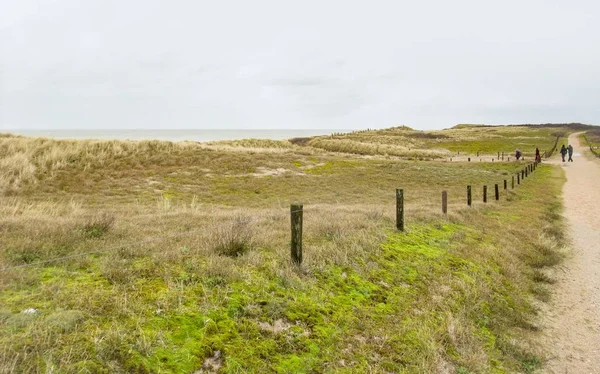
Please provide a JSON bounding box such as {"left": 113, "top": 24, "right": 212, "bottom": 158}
{"left": 541, "top": 133, "right": 600, "bottom": 373}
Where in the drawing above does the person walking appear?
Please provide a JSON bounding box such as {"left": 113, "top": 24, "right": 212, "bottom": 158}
{"left": 568, "top": 144, "right": 574, "bottom": 162}
{"left": 535, "top": 147, "right": 541, "bottom": 163}
{"left": 560, "top": 144, "right": 567, "bottom": 162}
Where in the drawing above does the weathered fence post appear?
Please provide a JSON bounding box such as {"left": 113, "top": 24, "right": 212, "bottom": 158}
{"left": 497, "top": 152, "right": 500, "bottom": 159}
{"left": 495, "top": 184, "right": 499, "bottom": 201}
{"left": 483, "top": 186, "right": 487, "bottom": 203}
{"left": 291, "top": 204, "right": 303, "bottom": 265}
{"left": 503, "top": 179, "right": 507, "bottom": 190}
{"left": 467, "top": 185, "right": 472, "bottom": 206}
{"left": 477, "top": 151, "right": 479, "bottom": 157}
{"left": 442, "top": 191, "right": 447, "bottom": 215}
{"left": 468, "top": 157, "right": 471, "bottom": 162}
{"left": 396, "top": 189, "right": 404, "bottom": 231}
{"left": 521, "top": 169, "right": 525, "bottom": 180}
{"left": 512, "top": 176, "right": 515, "bottom": 189}
{"left": 525, "top": 168, "right": 528, "bottom": 178}
{"left": 517, "top": 173, "right": 520, "bottom": 185}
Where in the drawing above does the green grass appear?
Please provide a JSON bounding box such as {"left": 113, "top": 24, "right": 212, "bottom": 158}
{"left": 580, "top": 130, "right": 600, "bottom": 158}
{"left": 300, "top": 124, "right": 578, "bottom": 160}
{"left": 0, "top": 126, "right": 569, "bottom": 373}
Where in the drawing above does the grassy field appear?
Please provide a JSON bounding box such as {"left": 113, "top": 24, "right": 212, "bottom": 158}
{"left": 0, "top": 125, "right": 574, "bottom": 373}
{"left": 299, "top": 124, "right": 573, "bottom": 160}
{"left": 580, "top": 129, "right": 600, "bottom": 158}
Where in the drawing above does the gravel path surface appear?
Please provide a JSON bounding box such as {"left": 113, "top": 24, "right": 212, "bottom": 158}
{"left": 541, "top": 133, "right": 600, "bottom": 373}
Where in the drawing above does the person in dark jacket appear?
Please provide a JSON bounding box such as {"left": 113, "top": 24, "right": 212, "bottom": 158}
{"left": 567, "top": 144, "right": 574, "bottom": 162}
{"left": 560, "top": 145, "right": 567, "bottom": 162}
{"left": 535, "top": 147, "right": 541, "bottom": 163}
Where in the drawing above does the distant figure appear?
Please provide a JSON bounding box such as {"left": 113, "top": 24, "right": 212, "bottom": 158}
{"left": 535, "top": 147, "right": 541, "bottom": 163}
{"left": 568, "top": 144, "right": 574, "bottom": 162}
{"left": 560, "top": 144, "right": 567, "bottom": 162}
{"left": 515, "top": 149, "right": 522, "bottom": 160}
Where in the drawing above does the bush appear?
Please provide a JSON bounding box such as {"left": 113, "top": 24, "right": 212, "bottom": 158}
{"left": 81, "top": 213, "right": 115, "bottom": 238}
{"left": 212, "top": 216, "right": 253, "bottom": 257}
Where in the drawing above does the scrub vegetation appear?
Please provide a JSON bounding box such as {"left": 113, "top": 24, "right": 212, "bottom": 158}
{"left": 580, "top": 129, "right": 600, "bottom": 155}
{"left": 299, "top": 124, "right": 586, "bottom": 160}
{"left": 0, "top": 124, "right": 579, "bottom": 373}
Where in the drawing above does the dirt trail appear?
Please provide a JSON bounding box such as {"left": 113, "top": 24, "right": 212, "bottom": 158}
{"left": 541, "top": 133, "right": 600, "bottom": 373}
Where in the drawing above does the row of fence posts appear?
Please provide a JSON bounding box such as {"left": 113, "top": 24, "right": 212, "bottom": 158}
{"left": 289, "top": 161, "right": 539, "bottom": 265}
{"left": 452, "top": 150, "right": 546, "bottom": 163}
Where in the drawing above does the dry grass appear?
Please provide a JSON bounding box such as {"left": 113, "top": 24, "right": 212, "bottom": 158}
{"left": 302, "top": 124, "right": 574, "bottom": 160}
{"left": 0, "top": 127, "right": 569, "bottom": 373}
{"left": 308, "top": 137, "right": 450, "bottom": 159}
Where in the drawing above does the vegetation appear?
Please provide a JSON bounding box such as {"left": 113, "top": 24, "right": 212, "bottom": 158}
{"left": 580, "top": 129, "right": 600, "bottom": 158}
{"left": 0, "top": 124, "right": 576, "bottom": 373}
{"left": 301, "top": 125, "right": 571, "bottom": 160}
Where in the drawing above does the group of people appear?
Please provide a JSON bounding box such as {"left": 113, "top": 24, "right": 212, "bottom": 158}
{"left": 515, "top": 144, "right": 574, "bottom": 162}
{"left": 560, "top": 144, "right": 574, "bottom": 162}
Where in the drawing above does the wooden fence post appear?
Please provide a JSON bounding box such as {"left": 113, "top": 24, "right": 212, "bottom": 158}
{"left": 517, "top": 173, "right": 520, "bottom": 185}
{"left": 468, "top": 157, "right": 471, "bottom": 162}
{"left": 521, "top": 169, "right": 525, "bottom": 180}
{"left": 396, "top": 189, "right": 404, "bottom": 231}
{"left": 442, "top": 191, "right": 447, "bottom": 215}
{"left": 495, "top": 184, "right": 499, "bottom": 201}
{"left": 467, "top": 185, "right": 472, "bottom": 206}
{"left": 503, "top": 179, "right": 507, "bottom": 190}
{"left": 291, "top": 204, "right": 303, "bottom": 265}
{"left": 497, "top": 152, "right": 500, "bottom": 159}
{"left": 483, "top": 186, "right": 487, "bottom": 203}
{"left": 512, "top": 176, "right": 515, "bottom": 189}
{"left": 525, "top": 168, "right": 528, "bottom": 177}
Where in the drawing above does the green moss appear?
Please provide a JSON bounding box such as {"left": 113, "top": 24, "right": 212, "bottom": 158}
{"left": 44, "top": 310, "right": 85, "bottom": 332}
{"left": 5, "top": 312, "right": 38, "bottom": 330}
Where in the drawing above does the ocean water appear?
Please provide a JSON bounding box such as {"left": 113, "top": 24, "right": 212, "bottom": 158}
{"left": 6, "top": 129, "right": 344, "bottom": 142}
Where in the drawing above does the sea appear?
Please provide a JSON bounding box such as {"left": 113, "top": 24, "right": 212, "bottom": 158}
{"left": 5, "top": 129, "right": 346, "bottom": 143}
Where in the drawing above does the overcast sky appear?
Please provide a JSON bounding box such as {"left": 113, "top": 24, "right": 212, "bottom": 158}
{"left": 1, "top": 0, "right": 599, "bottom": 130}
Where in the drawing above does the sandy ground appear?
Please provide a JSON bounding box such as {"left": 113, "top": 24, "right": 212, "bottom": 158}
{"left": 540, "top": 133, "right": 600, "bottom": 373}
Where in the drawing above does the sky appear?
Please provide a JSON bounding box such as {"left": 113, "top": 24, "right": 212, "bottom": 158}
{"left": 1, "top": 0, "right": 599, "bottom": 131}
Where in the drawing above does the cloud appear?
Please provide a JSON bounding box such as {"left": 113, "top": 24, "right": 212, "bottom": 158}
{"left": 1, "top": 0, "right": 599, "bottom": 130}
